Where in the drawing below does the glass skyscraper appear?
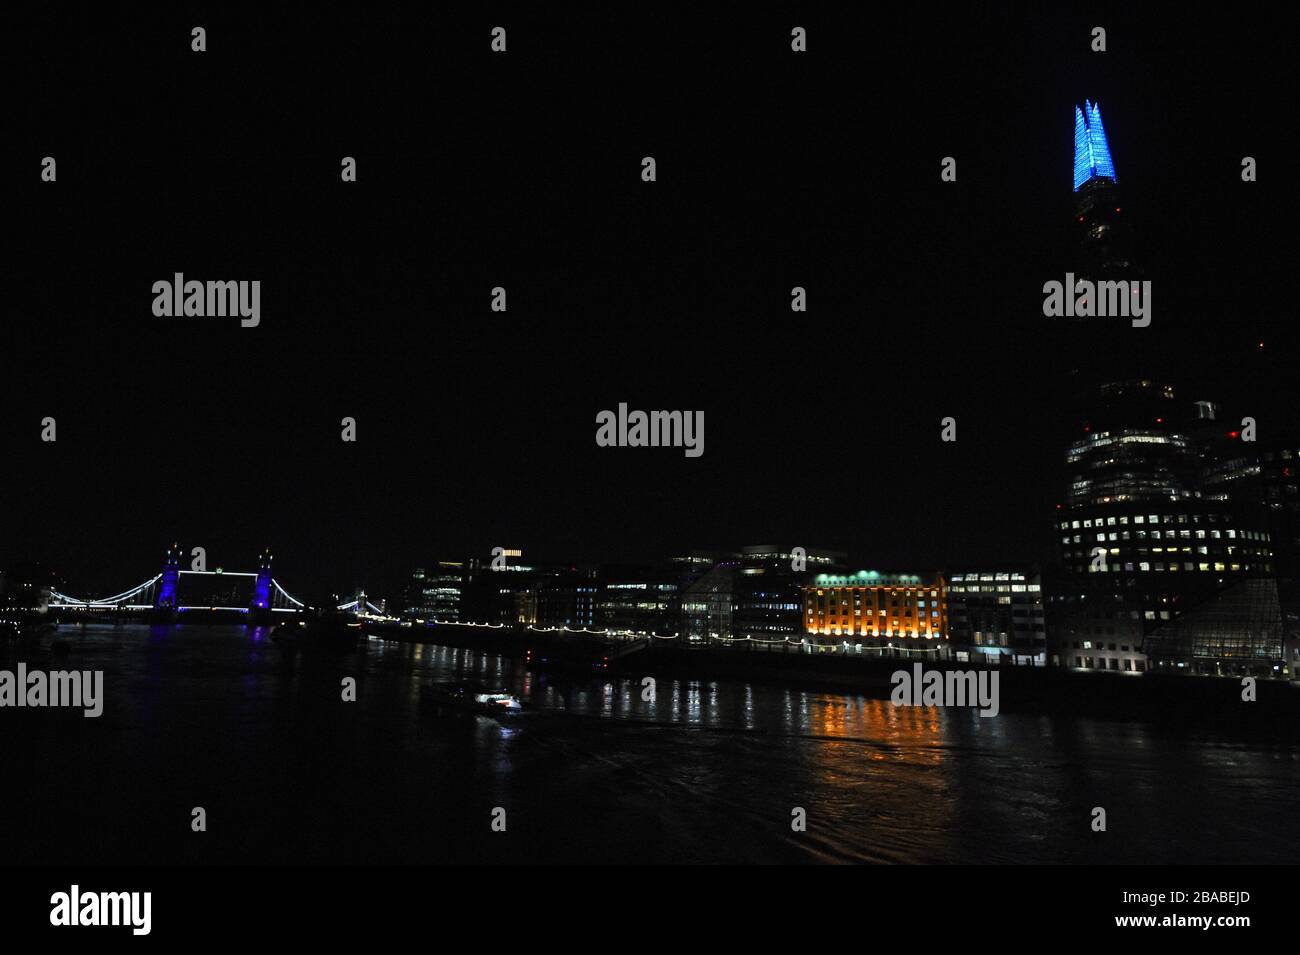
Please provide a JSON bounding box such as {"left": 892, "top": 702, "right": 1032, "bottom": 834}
{"left": 1049, "top": 103, "right": 1284, "bottom": 678}
{"left": 1073, "top": 100, "right": 1116, "bottom": 191}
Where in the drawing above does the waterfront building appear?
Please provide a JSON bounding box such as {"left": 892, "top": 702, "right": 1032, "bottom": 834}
{"left": 731, "top": 545, "right": 846, "bottom": 643}
{"left": 1049, "top": 386, "right": 1279, "bottom": 676}
{"left": 461, "top": 552, "right": 548, "bottom": 625}
{"left": 803, "top": 571, "right": 948, "bottom": 655}
{"left": 536, "top": 568, "right": 599, "bottom": 628}
{"left": 680, "top": 559, "right": 738, "bottom": 643}
{"left": 1199, "top": 425, "right": 1300, "bottom": 609}
{"left": 597, "top": 563, "right": 684, "bottom": 635}
{"left": 947, "top": 569, "right": 1046, "bottom": 665}
{"left": 405, "top": 559, "right": 477, "bottom": 621}
{"left": 0, "top": 562, "right": 53, "bottom": 616}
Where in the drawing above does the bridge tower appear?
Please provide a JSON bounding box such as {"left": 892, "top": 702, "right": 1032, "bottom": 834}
{"left": 250, "top": 548, "right": 274, "bottom": 623}
{"left": 149, "top": 542, "right": 182, "bottom": 621}
{"left": 156, "top": 543, "right": 181, "bottom": 609}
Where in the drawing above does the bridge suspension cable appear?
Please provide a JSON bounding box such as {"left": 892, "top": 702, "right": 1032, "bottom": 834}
{"left": 272, "top": 580, "right": 305, "bottom": 608}
{"left": 49, "top": 575, "right": 162, "bottom": 608}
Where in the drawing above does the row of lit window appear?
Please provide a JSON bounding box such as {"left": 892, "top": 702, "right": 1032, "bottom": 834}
{"left": 949, "top": 584, "right": 1042, "bottom": 593}
{"left": 811, "top": 628, "right": 944, "bottom": 639}
{"left": 1074, "top": 609, "right": 1169, "bottom": 622}
{"left": 818, "top": 595, "right": 929, "bottom": 612}
{"left": 1079, "top": 562, "right": 1248, "bottom": 573}
{"left": 810, "top": 588, "right": 941, "bottom": 597}
{"left": 1069, "top": 477, "right": 1190, "bottom": 492}
{"left": 1064, "top": 527, "right": 1260, "bottom": 543}
{"left": 1067, "top": 548, "right": 1264, "bottom": 563}
{"left": 1066, "top": 431, "right": 1185, "bottom": 461}
{"left": 1068, "top": 542, "right": 1266, "bottom": 558}
{"left": 810, "top": 609, "right": 942, "bottom": 619}
{"left": 817, "top": 597, "right": 936, "bottom": 607}
{"left": 1061, "top": 513, "right": 1242, "bottom": 529}
{"left": 1069, "top": 479, "right": 1194, "bottom": 495}
{"left": 1075, "top": 656, "right": 1146, "bottom": 671}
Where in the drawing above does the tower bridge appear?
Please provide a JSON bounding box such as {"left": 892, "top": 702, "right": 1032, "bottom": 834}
{"left": 48, "top": 546, "right": 319, "bottom": 619}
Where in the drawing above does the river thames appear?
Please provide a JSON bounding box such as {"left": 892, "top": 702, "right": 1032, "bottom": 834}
{"left": 3, "top": 624, "right": 1297, "bottom": 864}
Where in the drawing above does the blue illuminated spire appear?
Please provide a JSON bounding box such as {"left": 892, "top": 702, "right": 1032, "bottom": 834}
{"left": 1073, "top": 100, "right": 1117, "bottom": 191}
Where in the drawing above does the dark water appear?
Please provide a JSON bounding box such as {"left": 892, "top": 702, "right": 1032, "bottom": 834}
{"left": 2, "top": 624, "right": 1297, "bottom": 864}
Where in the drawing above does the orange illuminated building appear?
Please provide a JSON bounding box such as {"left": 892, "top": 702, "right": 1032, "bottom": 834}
{"left": 803, "top": 572, "right": 948, "bottom": 647}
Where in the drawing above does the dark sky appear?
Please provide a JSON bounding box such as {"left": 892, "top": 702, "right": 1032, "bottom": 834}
{"left": 4, "top": 7, "right": 1295, "bottom": 600}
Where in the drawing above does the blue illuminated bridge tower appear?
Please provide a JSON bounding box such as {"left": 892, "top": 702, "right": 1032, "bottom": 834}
{"left": 251, "top": 548, "right": 275, "bottom": 622}
{"left": 156, "top": 542, "right": 181, "bottom": 610}
{"left": 1072, "top": 100, "right": 1133, "bottom": 279}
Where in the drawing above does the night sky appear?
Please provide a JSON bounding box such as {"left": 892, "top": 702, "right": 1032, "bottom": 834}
{"left": 4, "top": 8, "right": 1294, "bottom": 600}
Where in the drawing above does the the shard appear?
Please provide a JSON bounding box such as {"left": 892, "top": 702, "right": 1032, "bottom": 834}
{"left": 1073, "top": 100, "right": 1117, "bottom": 191}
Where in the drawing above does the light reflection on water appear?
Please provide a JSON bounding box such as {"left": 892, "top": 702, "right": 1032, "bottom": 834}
{"left": 1, "top": 624, "right": 1297, "bottom": 865}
